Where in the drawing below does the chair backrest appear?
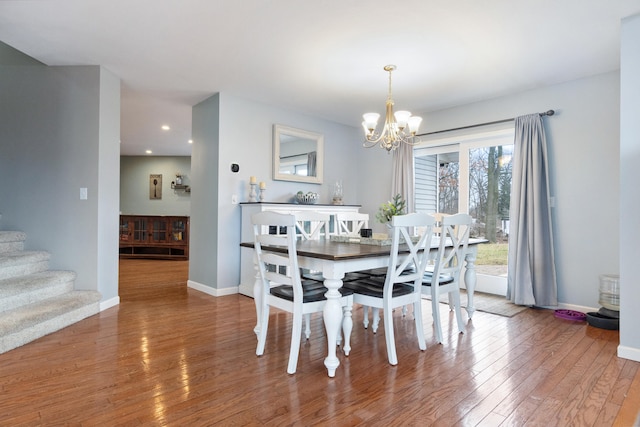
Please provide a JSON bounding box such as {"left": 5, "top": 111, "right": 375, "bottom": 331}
{"left": 335, "top": 212, "right": 369, "bottom": 236}
{"left": 433, "top": 212, "right": 451, "bottom": 236}
{"left": 293, "top": 211, "right": 331, "bottom": 240}
{"left": 252, "top": 211, "right": 303, "bottom": 301}
{"left": 385, "top": 213, "right": 436, "bottom": 290}
{"left": 432, "top": 213, "right": 472, "bottom": 282}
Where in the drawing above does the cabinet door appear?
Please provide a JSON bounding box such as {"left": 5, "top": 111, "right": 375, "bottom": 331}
{"left": 171, "top": 218, "right": 188, "bottom": 243}
{"left": 119, "top": 217, "right": 132, "bottom": 242}
{"left": 149, "top": 217, "right": 168, "bottom": 243}
{"left": 133, "top": 217, "right": 149, "bottom": 243}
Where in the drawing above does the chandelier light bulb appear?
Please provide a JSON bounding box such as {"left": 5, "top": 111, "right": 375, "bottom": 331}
{"left": 394, "top": 110, "right": 411, "bottom": 130}
{"left": 362, "top": 113, "right": 380, "bottom": 133}
{"left": 408, "top": 116, "right": 423, "bottom": 135}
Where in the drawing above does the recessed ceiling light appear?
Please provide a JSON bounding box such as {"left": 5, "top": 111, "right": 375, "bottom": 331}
{"left": 161, "top": 125, "right": 170, "bottom": 131}
{"left": 146, "top": 150, "right": 152, "bottom": 154}
{"left": 188, "top": 139, "right": 193, "bottom": 144}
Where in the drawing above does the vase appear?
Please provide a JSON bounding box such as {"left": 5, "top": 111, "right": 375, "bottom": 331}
{"left": 332, "top": 180, "right": 343, "bottom": 205}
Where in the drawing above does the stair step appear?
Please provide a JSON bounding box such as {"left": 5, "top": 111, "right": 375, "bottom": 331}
{"left": 0, "top": 251, "right": 50, "bottom": 280}
{"left": 0, "top": 290, "right": 101, "bottom": 354}
{"left": 0, "top": 231, "right": 26, "bottom": 254}
{"left": 0, "top": 271, "right": 76, "bottom": 313}
{"left": 0, "top": 231, "right": 27, "bottom": 243}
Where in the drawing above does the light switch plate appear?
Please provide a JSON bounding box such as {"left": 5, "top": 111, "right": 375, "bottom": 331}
{"left": 80, "top": 187, "right": 88, "bottom": 200}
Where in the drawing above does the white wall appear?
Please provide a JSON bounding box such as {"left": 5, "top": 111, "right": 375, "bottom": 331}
{"left": 0, "top": 65, "right": 120, "bottom": 304}
{"left": 190, "top": 92, "right": 361, "bottom": 293}
{"left": 120, "top": 156, "right": 191, "bottom": 215}
{"left": 619, "top": 13, "right": 640, "bottom": 362}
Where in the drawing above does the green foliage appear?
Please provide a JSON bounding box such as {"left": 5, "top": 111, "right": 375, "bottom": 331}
{"left": 376, "top": 194, "right": 406, "bottom": 223}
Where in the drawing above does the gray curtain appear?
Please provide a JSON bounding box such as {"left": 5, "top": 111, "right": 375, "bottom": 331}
{"left": 391, "top": 142, "right": 415, "bottom": 214}
{"left": 507, "top": 114, "right": 557, "bottom": 306}
{"left": 307, "top": 151, "right": 317, "bottom": 177}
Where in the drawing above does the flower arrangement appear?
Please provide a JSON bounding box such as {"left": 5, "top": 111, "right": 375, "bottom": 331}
{"left": 376, "top": 194, "right": 406, "bottom": 223}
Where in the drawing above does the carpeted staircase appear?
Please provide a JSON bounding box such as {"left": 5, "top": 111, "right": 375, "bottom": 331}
{"left": 0, "top": 230, "right": 101, "bottom": 354}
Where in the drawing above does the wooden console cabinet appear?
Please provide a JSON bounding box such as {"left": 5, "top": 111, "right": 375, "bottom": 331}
{"left": 119, "top": 215, "right": 189, "bottom": 260}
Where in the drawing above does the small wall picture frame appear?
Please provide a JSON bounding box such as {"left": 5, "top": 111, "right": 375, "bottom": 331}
{"left": 150, "top": 174, "right": 162, "bottom": 199}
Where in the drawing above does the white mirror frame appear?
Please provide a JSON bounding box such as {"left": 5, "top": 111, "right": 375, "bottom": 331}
{"left": 273, "top": 124, "right": 324, "bottom": 184}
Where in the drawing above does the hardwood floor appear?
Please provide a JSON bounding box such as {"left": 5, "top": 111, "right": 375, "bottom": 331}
{"left": 0, "top": 259, "right": 638, "bottom": 426}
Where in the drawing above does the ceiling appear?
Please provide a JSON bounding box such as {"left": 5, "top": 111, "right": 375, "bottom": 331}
{"left": 1, "top": 1, "right": 638, "bottom": 156}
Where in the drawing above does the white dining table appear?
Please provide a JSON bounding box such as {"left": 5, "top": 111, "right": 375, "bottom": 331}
{"left": 241, "top": 237, "right": 486, "bottom": 377}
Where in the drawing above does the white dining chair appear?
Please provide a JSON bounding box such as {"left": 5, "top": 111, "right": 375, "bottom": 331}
{"left": 293, "top": 211, "right": 330, "bottom": 241}
{"left": 421, "top": 213, "right": 471, "bottom": 343}
{"left": 252, "top": 211, "right": 354, "bottom": 374}
{"left": 343, "top": 213, "right": 436, "bottom": 365}
{"left": 335, "top": 212, "right": 370, "bottom": 236}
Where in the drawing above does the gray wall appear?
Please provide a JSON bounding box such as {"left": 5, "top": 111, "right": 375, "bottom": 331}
{"left": 120, "top": 156, "right": 191, "bottom": 215}
{"left": 359, "top": 71, "right": 621, "bottom": 312}
{"left": 0, "top": 40, "right": 43, "bottom": 65}
{"left": 0, "top": 64, "right": 120, "bottom": 303}
{"left": 190, "top": 92, "right": 361, "bottom": 292}
{"left": 190, "top": 94, "right": 220, "bottom": 291}
{"left": 619, "top": 13, "right": 640, "bottom": 362}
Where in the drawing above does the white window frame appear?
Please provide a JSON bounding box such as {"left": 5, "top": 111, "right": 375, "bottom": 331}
{"left": 414, "top": 126, "right": 515, "bottom": 295}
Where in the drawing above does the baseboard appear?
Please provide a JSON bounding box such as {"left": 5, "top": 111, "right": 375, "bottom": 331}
{"left": 99, "top": 296, "right": 120, "bottom": 311}
{"left": 555, "top": 301, "right": 599, "bottom": 314}
{"left": 618, "top": 345, "right": 640, "bottom": 362}
{"left": 187, "top": 280, "right": 239, "bottom": 297}
{"left": 238, "top": 282, "right": 254, "bottom": 298}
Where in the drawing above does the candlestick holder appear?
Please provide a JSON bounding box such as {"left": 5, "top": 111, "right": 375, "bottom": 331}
{"left": 259, "top": 188, "right": 266, "bottom": 202}
{"left": 249, "top": 183, "right": 257, "bottom": 202}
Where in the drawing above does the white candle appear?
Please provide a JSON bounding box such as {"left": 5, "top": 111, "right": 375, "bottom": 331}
{"left": 250, "top": 176, "right": 256, "bottom": 184}
{"left": 259, "top": 181, "right": 266, "bottom": 190}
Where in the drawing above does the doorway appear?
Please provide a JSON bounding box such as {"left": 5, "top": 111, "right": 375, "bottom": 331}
{"left": 414, "top": 127, "right": 514, "bottom": 295}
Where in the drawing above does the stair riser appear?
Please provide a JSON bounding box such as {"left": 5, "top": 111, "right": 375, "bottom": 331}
{"left": 0, "top": 242, "right": 25, "bottom": 254}
{"left": 0, "top": 279, "right": 75, "bottom": 314}
{"left": 0, "top": 261, "right": 49, "bottom": 281}
{"left": 0, "top": 302, "right": 100, "bottom": 354}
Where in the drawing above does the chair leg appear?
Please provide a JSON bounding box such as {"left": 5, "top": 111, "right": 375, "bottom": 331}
{"left": 451, "top": 291, "right": 465, "bottom": 334}
{"left": 372, "top": 307, "right": 381, "bottom": 333}
{"left": 363, "top": 305, "right": 370, "bottom": 329}
{"left": 256, "top": 304, "right": 270, "bottom": 356}
{"left": 304, "top": 313, "right": 311, "bottom": 339}
{"left": 287, "top": 311, "right": 303, "bottom": 374}
{"left": 431, "top": 289, "right": 444, "bottom": 344}
{"left": 413, "top": 300, "right": 426, "bottom": 351}
{"left": 383, "top": 304, "right": 398, "bottom": 365}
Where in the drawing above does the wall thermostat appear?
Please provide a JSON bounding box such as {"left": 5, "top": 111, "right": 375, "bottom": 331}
{"left": 231, "top": 163, "right": 240, "bottom": 173}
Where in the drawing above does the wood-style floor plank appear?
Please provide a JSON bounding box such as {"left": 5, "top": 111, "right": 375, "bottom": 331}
{"left": 0, "top": 259, "right": 637, "bottom": 426}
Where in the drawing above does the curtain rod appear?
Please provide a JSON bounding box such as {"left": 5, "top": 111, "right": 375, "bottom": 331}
{"left": 418, "top": 110, "right": 555, "bottom": 137}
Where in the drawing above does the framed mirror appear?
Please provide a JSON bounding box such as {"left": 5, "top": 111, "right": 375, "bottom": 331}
{"left": 273, "top": 124, "right": 324, "bottom": 184}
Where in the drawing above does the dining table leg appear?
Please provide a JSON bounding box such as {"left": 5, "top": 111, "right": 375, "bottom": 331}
{"left": 322, "top": 266, "right": 345, "bottom": 378}
{"left": 464, "top": 246, "right": 478, "bottom": 318}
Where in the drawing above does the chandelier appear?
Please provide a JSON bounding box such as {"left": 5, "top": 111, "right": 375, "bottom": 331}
{"left": 362, "top": 65, "right": 422, "bottom": 152}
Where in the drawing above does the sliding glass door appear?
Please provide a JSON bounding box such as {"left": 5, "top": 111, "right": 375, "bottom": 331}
{"left": 414, "top": 128, "right": 514, "bottom": 295}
